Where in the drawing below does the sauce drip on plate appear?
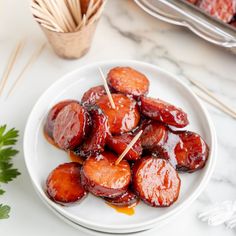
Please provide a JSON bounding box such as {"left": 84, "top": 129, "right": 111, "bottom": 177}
{"left": 106, "top": 201, "right": 139, "bottom": 216}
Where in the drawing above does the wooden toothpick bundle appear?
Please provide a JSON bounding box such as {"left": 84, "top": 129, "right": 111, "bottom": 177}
{"left": 31, "top": 0, "right": 106, "bottom": 33}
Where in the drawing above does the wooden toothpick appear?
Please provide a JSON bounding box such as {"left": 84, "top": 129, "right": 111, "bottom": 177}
{"left": 187, "top": 77, "right": 236, "bottom": 117}
{"left": 115, "top": 130, "right": 143, "bottom": 166}
{"left": 0, "top": 40, "right": 25, "bottom": 97}
{"left": 86, "top": 0, "right": 102, "bottom": 19}
{"left": 85, "top": 0, "right": 95, "bottom": 19}
{"left": 32, "top": 1, "right": 64, "bottom": 32}
{"left": 87, "top": 0, "right": 107, "bottom": 25}
{"left": 57, "top": 0, "right": 76, "bottom": 31}
{"left": 76, "top": 13, "right": 87, "bottom": 30}
{"left": 31, "top": 0, "right": 105, "bottom": 32}
{"left": 194, "top": 89, "right": 236, "bottom": 119}
{"left": 6, "top": 43, "right": 46, "bottom": 98}
{"left": 98, "top": 67, "right": 116, "bottom": 109}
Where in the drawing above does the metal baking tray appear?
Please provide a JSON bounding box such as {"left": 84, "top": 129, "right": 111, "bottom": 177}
{"left": 135, "top": 0, "right": 236, "bottom": 53}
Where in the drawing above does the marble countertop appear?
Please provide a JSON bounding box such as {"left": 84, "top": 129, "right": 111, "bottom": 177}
{"left": 1, "top": 0, "right": 236, "bottom": 235}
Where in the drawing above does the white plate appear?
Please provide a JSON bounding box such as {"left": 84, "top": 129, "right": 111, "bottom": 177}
{"left": 40, "top": 191, "right": 162, "bottom": 236}
{"left": 24, "top": 60, "right": 217, "bottom": 234}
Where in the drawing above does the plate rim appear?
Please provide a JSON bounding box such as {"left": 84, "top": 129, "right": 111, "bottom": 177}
{"left": 24, "top": 59, "right": 217, "bottom": 232}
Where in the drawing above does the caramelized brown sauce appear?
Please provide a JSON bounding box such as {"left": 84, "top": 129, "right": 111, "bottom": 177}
{"left": 68, "top": 150, "right": 84, "bottom": 165}
{"left": 44, "top": 128, "right": 84, "bottom": 164}
{"left": 44, "top": 125, "right": 138, "bottom": 214}
{"left": 106, "top": 201, "right": 139, "bottom": 216}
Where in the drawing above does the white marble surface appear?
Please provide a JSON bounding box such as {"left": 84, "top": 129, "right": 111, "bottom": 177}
{"left": 0, "top": 0, "right": 236, "bottom": 235}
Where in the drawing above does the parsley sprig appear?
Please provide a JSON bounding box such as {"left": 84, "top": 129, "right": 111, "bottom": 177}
{"left": 0, "top": 125, "right": 20, "bottom": 219}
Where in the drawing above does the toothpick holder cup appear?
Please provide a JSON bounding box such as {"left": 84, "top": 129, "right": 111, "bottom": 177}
{"left": 40, "top": 20, "right": 98, "bottom": 59}
{"left": 31, "top": 0, "right": 105, "bottom": 59}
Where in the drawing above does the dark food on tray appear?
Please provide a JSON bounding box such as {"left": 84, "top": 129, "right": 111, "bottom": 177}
{"left": 187, "top": 0, "right": 236, "bottom": 26}
{"left": 43, "top": 66, "right": 209, "bottom": 209}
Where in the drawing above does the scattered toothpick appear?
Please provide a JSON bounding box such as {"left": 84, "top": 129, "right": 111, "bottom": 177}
{"left": 194, "top": 89, "right": 236, "bottom": 119}
{"left": 6, "top": 43, "right": 46, "bottom": 98}
{"left": 98, "top": 67, "right": 116, "bottom": 109}
{"left": 115, "top": 130, "right": 143, "bottom": 166}
{"left": 187, "top": 77, "right": 236, "bottom": 118}
{"left": 0, "top": 40, "right": 25, "bottom": 97}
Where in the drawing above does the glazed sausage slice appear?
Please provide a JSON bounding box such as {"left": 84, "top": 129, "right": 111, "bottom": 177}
{"left": 133, "top": 117, "right": 152, "bottom": 134}
{"left": 107, "top": 67, "right": 150, "bottom": 97}
{"left": 132, "top": 157, "right": 181, "bottom": 207}
{"left": 76, "top": 106, "right": 109, "bottom": 157}
{"left": 150, "top": 130, "right": 180, "bottom": 162}
{"left": 44, "top": 100, "right": 76, "bottom": 139}
{"left": 53, "top": 102, "right": 88, "bottom": 150}
{"left": 46, "top": 162, "right": 87, "bottom": 204}
{"left": 140, "top": 96, "right": 189, "bottom": 128}
{"left": 199, "top": 0, "right": 236, "bottom": 23}
{"left": 173, "top": 131, "right": 209, "bottom": 172}
{"left": 97, "top": 94, "right": 140, "bottom": 134}
{"left": 81, "top": 152, "right": 131, "bottom": 198}
{"left": 81, "top": 85, "right": 106, "bottom": 106}
{"left": 105, "top": 189, "right": 139, "bottom": 207}
{"left": 106, "top": 133, "right": 142, "bottom": 161}
{"left": 141, "top": 121, "right": 168, "bottom": 150}
{"left": 150, "top": 130, "right": 209, "bottom": 172}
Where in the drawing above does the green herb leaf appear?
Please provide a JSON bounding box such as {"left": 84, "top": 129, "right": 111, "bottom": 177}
{"left": 0, "top": 126, "right": 19, "bottom": 147}
{"left": 0, "top": 204, "right": 10, "bottom": 219}
{"left": 0, "top": 125, "right": 20, "bottom": 220}
{"left": 0, "top": 125, "right": 20, "bottom": 185}
{"left": 0, "top": 162, "right": 20, "bottom": 183}
{"left": 0, "top": 189, "right": 5, "bottom": 195}
{"left": 0, "top": 147, "right": 19, "bottom": 162}
{"left": 0, "top": 125, "right": 20, "bottom": 219}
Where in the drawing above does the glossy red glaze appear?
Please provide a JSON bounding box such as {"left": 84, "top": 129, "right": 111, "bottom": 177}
{"left": 106, "top": 133, "right": 142, "bottom": 161}
{"left": 44, "top": 100, "right": 76, "bottom": 139}
{"left": 173, "top": 131, "right": 209, "bottom": 172}
{"left": 105, "top": 189, "right": 139, "bottom": 207}
{"left": 81, "top": 85, "right": 106, "bottom": 106}
{"left": 150, "top": 130, "right": 181, "bottom": 164}
{"left": 141, "top": 121, "right": 168, "bottom": 150}
{"left": 133, "top": 117, "right": 152, "bottom": 134}
{"left": 107, "top": 67, "right": 150, "bottom": 97}
{"left": 140, "top": 96, "right": 189, "bottom": 128}
{"left": 46, "top": 162, "right": 87, "bottom": 204}
{"left": 81, "top": 152, "right": 131, "bottom": 198}
{"left": 133, "top": 157, "right": 181, "bottom": 207}
{"left": 53, "top": 102, "right": 88, "bottom": 150}
{"left": 150, "top": 130, "right": 209, "bottom": 172}
{"left": 97, "top": 94, "right": 140, "bottom": 134}
{"left": 76, "top": 106, "right": 109, "bottom": 157}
